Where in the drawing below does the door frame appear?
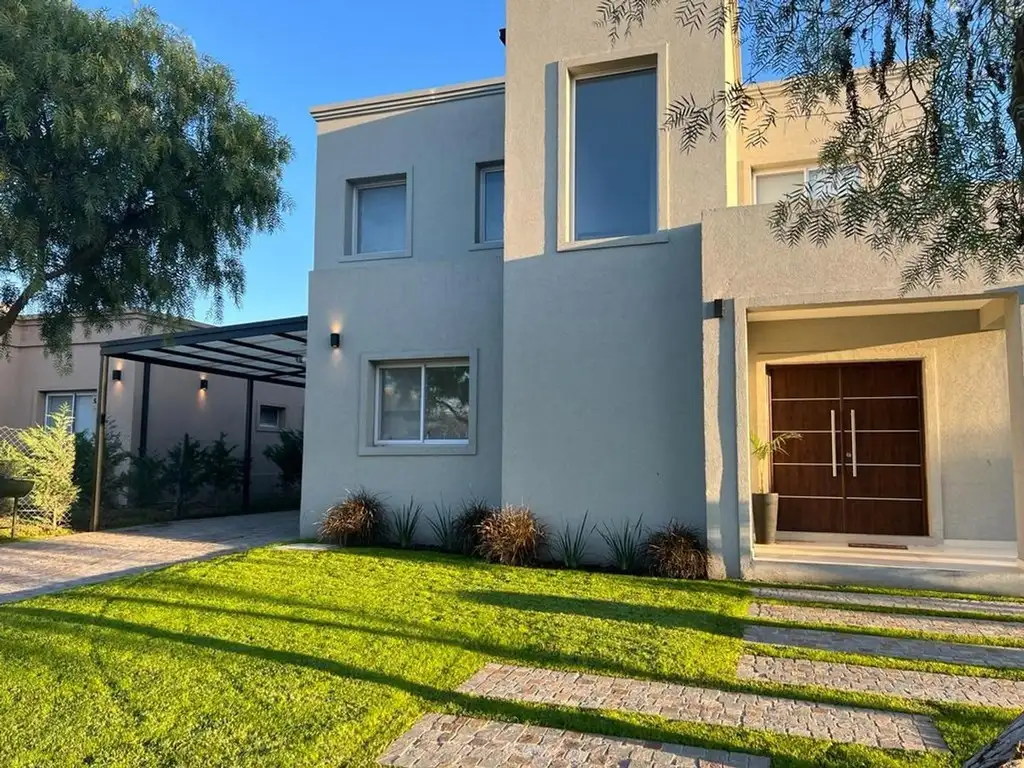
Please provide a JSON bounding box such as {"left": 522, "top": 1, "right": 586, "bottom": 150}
{"left": 753, "top": 348, "right": 945, "bottom": 546}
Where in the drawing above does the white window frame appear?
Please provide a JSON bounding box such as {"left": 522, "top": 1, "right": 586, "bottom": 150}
{"left": 570, "top": 65, "right": 659, "bottom": 244}
{"left": 752, "top": 164, "right": 860, "bottom": 204}
{"left": 43, "top": 391, "right": 96, "bottom": 433}
{"left": 477, "top": 163, "right": 504, "bottom": 244}
{"left": 373, "top": 360, "right": 470, "bottom": 446}
{"left": 257, "top": 404, "right": 285, "bottom": 431}
{"left": 351, "top": 176, "right": 408, "bottom": 257}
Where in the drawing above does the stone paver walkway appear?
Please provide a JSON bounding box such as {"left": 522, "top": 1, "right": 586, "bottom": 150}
{"left": 379, "top": 714, "right": 771, "bottom": 767}
{"left": 457, "top": 664, "right": 946, "bottom": 752}
{"left": 750, "top": 602, "right": 1024, "bottom": 642}
{"left": 0, "top": 512, "right": 296, "bottom": 604}
{"left": 746, "top": 625, "right": 1024, "bottom": 669}
{"left": 754, "top": 587, "right": 1024, "bottom": 618}
{"left": 737, "top": 655, "right": 1024, "bottom": 708}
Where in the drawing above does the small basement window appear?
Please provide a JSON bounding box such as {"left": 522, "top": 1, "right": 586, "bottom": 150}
{"left": 375, "top": 361, "right": 470, "bottom": 444}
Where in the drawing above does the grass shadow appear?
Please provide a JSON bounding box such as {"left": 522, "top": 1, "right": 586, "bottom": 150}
{"left": 0, "top": 603, "right": 884, "bottom": 768}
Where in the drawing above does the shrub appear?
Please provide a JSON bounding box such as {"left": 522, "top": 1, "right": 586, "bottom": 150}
{"left": 428, "top": 501, "right": 460, "bottom": 552}
{"left": 598, "top": 516, "right": 646, "bottom": 573}
{"left": 0, "top": 405, "right": 79, "bottom": 528}
{"left": 455, "top": 497, "right": 493, "bottom": 554}
{"left": 392, "top": 497, "right": 421, "bottom": 548}
{"left": 646, "top": 521, "right": 709, "bottom": 580}
{"left": 264, "top": 429, "right": 303, "bottom": 490}
{"left": 162, "top": 434, "right": 208, "bottom": 517}
{"left": 124, "top": 453, "right": 169, "bottom": 508}
{"left": 201, "top": 433, "right": 244, "bottom": 511}
{"left": 319, "top": 488, "right": 388, "bottom": 545}
{"left": 73, "top": 423, "right": 128, "bottom": 511}
{"left": 476, "top": 504, "right": 546, "bottom": 566}
{"left": 551, "top": 512, "right": 594, "bottom": 569}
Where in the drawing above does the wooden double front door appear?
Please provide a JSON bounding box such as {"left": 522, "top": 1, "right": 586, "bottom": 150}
{"left": 768, "top": 361, "right": 928, "bottom": 536}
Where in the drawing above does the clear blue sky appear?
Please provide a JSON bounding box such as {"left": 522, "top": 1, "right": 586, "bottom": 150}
{"left": 81, "top": 0, "right": 508, "bottom": 325}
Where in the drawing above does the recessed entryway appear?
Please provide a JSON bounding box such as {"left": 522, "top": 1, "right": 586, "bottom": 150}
{"left": 768, "top": 361, "right": 927, "bottom": 537}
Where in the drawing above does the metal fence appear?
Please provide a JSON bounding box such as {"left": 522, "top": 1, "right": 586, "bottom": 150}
{"left": 0, "top": 424, "right": 64, "bottom": 536}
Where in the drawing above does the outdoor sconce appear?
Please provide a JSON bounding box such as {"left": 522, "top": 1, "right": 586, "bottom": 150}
{"left": 111, "top": 369, "right": 123, "bottom": 381}
{"left": 329, "top": 332, "right": 341, "bottom": 349}
{"left": 199, "top": 379, "right": 209, "bottom": 391}
{"left": 712, "top": 299, "right": 724, "bottom": 319}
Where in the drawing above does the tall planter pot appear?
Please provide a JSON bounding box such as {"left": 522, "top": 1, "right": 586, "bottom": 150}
{"left": 751, "top": 492, "right": 779, "bottom": 545}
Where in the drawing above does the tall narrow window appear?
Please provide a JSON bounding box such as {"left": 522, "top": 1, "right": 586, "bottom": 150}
{"left": 353, "top": 178, "right": 407, "bottom": 255}
{"left": 478, "top": 165, "right": 504, "bottom": 243}
{"left": 573, "top": 68, "right": 657, "bottom": 241}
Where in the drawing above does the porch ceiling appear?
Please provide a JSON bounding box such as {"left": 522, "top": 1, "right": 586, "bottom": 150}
{"left": 748, "top": 296, "right": 997, "bottom": 323}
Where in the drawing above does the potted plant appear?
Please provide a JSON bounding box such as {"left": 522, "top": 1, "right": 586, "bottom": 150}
{"left": 750, "top": 432, "right": 801, "bottom": 545}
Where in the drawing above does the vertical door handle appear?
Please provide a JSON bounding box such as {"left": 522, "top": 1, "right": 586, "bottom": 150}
{"left": 850, "top": 409, "right": 858, "bottom": 477}
{"left": 830, "top": 409, "right": 837, "bottom": 478}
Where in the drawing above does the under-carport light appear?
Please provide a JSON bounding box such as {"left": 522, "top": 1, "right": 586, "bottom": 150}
{"left": 199, "top": 378, "right": 209, "bottom": 391}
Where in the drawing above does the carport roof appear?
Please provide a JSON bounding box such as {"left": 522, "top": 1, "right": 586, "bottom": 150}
{"left": 99, "top": 315, "right": 308, "bottom": 389}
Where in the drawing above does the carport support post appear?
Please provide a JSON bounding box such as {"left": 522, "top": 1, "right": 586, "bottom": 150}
{"left": 90, "top": 355, "right": 110, "bottom": 532}
{"left": 242, "top": 378, "right": 254, "bottom": 514}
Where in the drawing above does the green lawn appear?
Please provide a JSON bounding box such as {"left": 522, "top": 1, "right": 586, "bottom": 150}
{"left": 0, "top": 548, "right": 1014, "bottom": 767}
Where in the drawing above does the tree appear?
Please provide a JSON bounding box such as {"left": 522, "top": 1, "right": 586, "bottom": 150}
{"left": 0, "top": 0, "right": 292, "bottom": 358}
{"left": 598, "top": 0, "right": 1024, "bottom": 287}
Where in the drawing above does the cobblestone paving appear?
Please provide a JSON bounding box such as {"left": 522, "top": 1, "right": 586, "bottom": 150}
{"left": 0, "top": 512, "right": 296, "bottom": 604}
{"left": 745, "top": 625, "right": 1024, "bottom": 669}
{"left": 753, "top": 587, "right": 1024, "bottom": 618}
{"left": 456, "top": 664, "right": 947, "bottom": 752}
{"left": 378, "top": 714, "right": 771, "bottom": 767}
{"left": 749, "top": 602, "right": 1024, "bottom": 642}
{"left": 737, "top": 654, "right": 1024, "bottom": 707}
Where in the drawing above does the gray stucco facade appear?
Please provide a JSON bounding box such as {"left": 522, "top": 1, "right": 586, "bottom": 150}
{"left": 303, "top": 1, "right": 1024, "bottom": 591}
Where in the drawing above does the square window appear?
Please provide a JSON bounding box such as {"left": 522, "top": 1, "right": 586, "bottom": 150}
{"left": 258, "top": 405, "right": 284, "bottom": 430}
{"left": 375, "top": 361, "right": 470, "bottom": 444}
{"left": 478, "top": 165, "right": 504, "bottom": 243}
{"left": 573, "top": 68, "right": 657, "bottom": 241}
{"left": 354, "top": 179, "right": 407, "bottom": 255}
{"left": 754, "top": 165, "right": 860, "bottom": 205}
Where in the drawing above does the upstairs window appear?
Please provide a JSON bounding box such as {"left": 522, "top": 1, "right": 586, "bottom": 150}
{"left": 477, "top": 164, "right": 504, "bottom": 244}
{"left": 353, "top": 178, "right": 407, "bottom": 255}
{"left": 754, "top": 165, "right": 860, "bottom": 205}
{"left": 573, "top": 68, "right": 657, "bottom": 241}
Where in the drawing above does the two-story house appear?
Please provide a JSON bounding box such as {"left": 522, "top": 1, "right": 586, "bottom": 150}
{"left": 301, "top": 0, "right": 1024, "bottom": 594}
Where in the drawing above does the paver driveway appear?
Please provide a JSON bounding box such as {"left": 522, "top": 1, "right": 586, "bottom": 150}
{"left": 0, "top": 511, "right": 296, "bottom": 604}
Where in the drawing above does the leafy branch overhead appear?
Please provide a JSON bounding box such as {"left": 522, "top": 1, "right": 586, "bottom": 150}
{"left": 598, "top": 0, "right": 1024, "bottom": 288}
{"left": 0, "top": 0, "right": 292, "bottom": 358}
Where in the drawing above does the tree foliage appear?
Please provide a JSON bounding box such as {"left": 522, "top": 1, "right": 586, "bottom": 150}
{"left": 0, "top": 0, "right": 292, "bottom": 357}
{"left": 598, "top": 0, "right": 1024, "bottom": 287}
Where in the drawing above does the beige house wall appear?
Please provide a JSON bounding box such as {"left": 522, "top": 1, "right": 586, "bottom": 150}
{"left": 0, "top": 316, "right": 303, "bottom": 499}
{"left": 702, "top": 204, "right": 1024, "bottom": 576}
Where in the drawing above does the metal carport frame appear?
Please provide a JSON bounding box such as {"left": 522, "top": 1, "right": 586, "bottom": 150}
{"left": 91, "top": 315, "right": 308, "bottom": 531}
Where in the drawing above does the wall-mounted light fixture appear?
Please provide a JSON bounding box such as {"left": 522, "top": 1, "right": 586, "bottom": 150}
{"left": 199, "top": 378, "right": 209, "bottom": 391}
{"left": 329, "top": 332, "right": 341, "bottom": 349}
{"left": 111, "top": 369, "right": 123, "bottom": 382}
{"left": 712, "top": 299, "right": 725, "bottom": 319}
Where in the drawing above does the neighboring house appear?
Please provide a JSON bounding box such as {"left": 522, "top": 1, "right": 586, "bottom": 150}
{"left": 301, "top": 0, "right": 1024, "bottom": 593}
{"left": 0, "top": 313, "right": 304, "bottom": 499}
